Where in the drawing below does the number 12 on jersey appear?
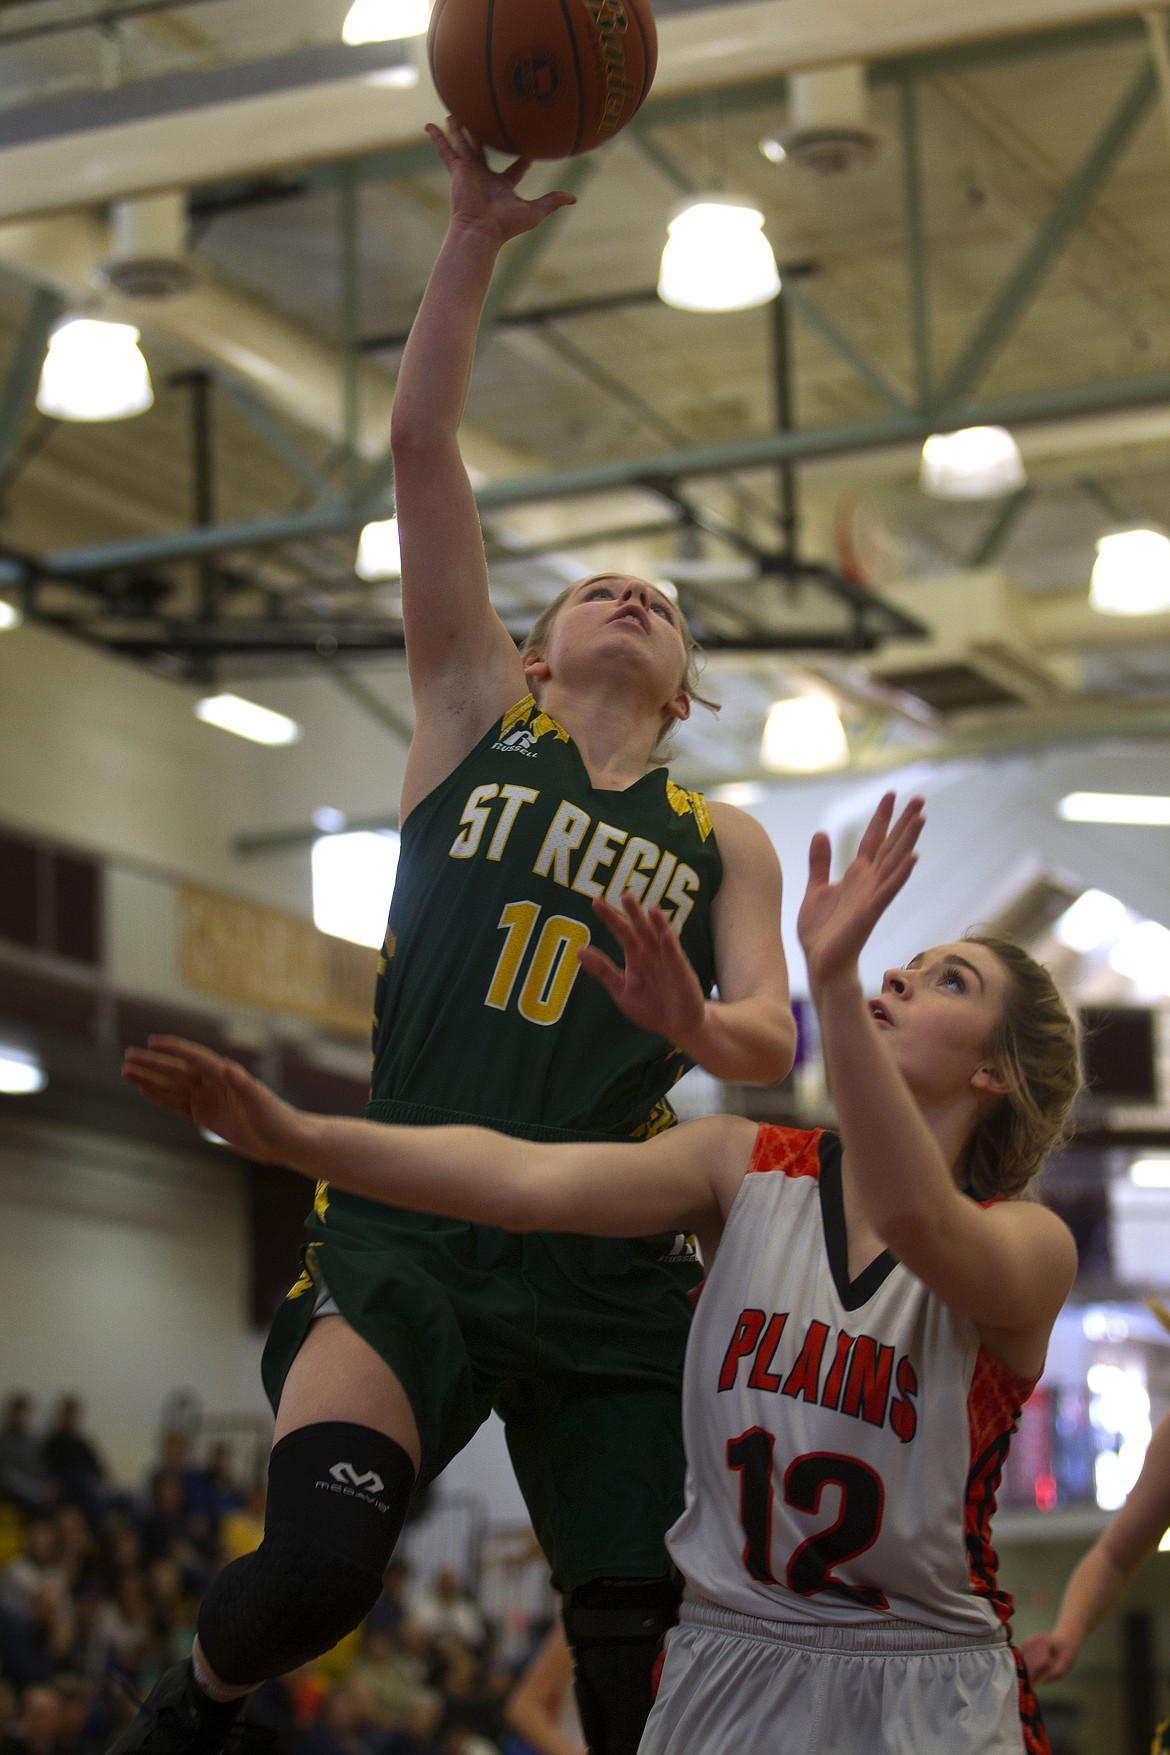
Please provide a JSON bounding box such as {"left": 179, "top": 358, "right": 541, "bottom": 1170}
{"left": 486, "top": 901, "right": 591, "bottom": 1027}
{"left": 727, "top": 1429, "right": 889, "bottom": 1611}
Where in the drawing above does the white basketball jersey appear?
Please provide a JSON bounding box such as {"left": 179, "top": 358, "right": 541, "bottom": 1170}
{"left": 668, "top": 1125, "right": 1035, "bottom": 1636}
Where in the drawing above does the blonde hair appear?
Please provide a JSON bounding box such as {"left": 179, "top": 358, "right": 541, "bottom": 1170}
{"left": 522, "top": 575, "right": 719, "bottom": 760}
{"left": 959, "top": 934, "right": 1081, "bottom": 1201}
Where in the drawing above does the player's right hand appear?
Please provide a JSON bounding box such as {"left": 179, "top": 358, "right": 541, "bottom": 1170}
{"left": 1019, "top": 1629, "right": 1080, "bottom": 1684}
{"left": 121, "top": 1035, "right": 305, "bottom": 1166}
{"left": 425, "top": 117, "right": 575, "bottom": 246}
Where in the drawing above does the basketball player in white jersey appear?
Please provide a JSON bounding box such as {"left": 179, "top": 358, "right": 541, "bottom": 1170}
{"left": 123, "top": 793, "right": 1082, "bottom": 1755}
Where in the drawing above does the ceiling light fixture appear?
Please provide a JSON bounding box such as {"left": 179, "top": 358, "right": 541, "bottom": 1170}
{"left": 1058, "top": 792, "right": 1170, "bottom": 826}
{"left": 356, "top": 517, "right": 402, "bottom": 582}
{"left": 0, "top": 601, "right": 21, "bottom": 631}
{"left": 657, "top": 197, "right": 780, "bottom": 313}
{"left": 0, "top": 1048, "right": 47, "bottom": 1095}
{"left": 919, "top": 426, "right": 1026, "bottom": 500}
{"left": 36, "top": 318, "right": 154, "bottom": 422}
{"left": 1090, "top": 529, "right": 1170, "bottom": 617}
{"left": 1110, "top": 920, "right": 1170, "bottom": 996}
{"left": 1054, "top": 888, "right": 1132, "bottom": 954}
{"left": 194, "top": 693, "right": 302, "bottom": 746}
{"left": 342, "top": 0, "right": 429, "bottom": 42}
{"left": 760, "top": 695, "right": 848, "bottom": 774}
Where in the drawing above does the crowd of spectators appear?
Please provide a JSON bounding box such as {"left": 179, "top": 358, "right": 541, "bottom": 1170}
{"left": 0, "top": 1393, "right": 576, "bottom": 1755}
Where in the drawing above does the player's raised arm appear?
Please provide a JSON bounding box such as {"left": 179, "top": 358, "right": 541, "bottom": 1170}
{"left": 122, "top": 1036, "right": 742, "bottom": 1258}
{"left": 797, "top": 796, "right": 1078, "bottom": 1363}
{"left": 392, "top": 121, "right": 576, "bottom": 817}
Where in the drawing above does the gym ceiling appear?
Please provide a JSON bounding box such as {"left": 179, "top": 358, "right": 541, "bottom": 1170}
{"left": 0, "top": 0, "right": 1168, "bottom": 790}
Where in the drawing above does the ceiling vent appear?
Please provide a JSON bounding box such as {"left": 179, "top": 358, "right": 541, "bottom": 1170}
{"left": 96, "top": 193, "right": 197, "bottom": 299}
{"left": 771, "top": 65, "right": 881, "bottom": 176}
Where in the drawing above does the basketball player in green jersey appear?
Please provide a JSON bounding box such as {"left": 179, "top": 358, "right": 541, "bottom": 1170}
{"left": 109, "top": 121, "right": 794, "bottom": 1755}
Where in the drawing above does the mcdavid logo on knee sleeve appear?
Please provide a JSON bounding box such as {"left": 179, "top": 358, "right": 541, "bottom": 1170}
{"left": 329, "top": 1461, "right": 385, "bottom": 1494}
{"left": 315, "top": 1460, "right": 391, "bottom": 1510}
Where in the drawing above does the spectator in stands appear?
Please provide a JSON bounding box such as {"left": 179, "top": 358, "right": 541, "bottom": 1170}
{"left": 53, "top": 1679, "right": 101, "bottom": 1755}
{"left": 184, "top": 1446, "right": 240, "bottom": 1540}
{"left": 0, "top": 1584, "right": 74, "bottom": 1690}
{"left": 346, "top": 1626, "right": 439, "bottom": 1737}
{"left": 293, "top": 1684, "right": 383, "bottom": 1755}
{"left": 61, "top": 1581, "right": 117, "bottom": 1690}
{"left": 407, "top": 1573, "right": 485, "bottom": 1654}
{"left": 0, "top": 1524, "right": 66, "bottom": 1621}
{"left": 0, "top": 1681, "right": 16, "bottom": 1748}
{"left": 49, "top": 1513, "right": 95, "bottom": 1598}
{"left": 0, "top": 1685, "right": 61, "bottom": 1755}
{"left": 41, "top": 1406, "right": 104, "bottom": 1517}
{"left": 365, "top": 1562, "right": 409, "bottom": 1642}
{"left": 214, "top": 1483, "right": 264, "bottom": 1568}
{"left": 0, "top": 1400, "right": 50, "bottom": 1518}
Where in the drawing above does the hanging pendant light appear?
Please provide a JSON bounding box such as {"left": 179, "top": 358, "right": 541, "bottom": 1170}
{"left": 919, "top": 426, "right": 1025, "bottom": 500}
{"left": 760, "top": 695, "right": 848, "bottom": 773}
{"left": 356, "top": 517, "right": 402, "bottom": 581}
{"left": 1090, "top": 529, "right": 1170, "bottom": 616}
{"left": 658, "top": 196, "right": 780, "bottom": 313}
{"left": 36, "top": 318, "right": 153, "bottom": 422}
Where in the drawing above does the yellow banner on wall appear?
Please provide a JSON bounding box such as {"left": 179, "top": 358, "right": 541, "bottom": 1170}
{"left": 179, "top": 884, "right": 376, "bottom": 1040}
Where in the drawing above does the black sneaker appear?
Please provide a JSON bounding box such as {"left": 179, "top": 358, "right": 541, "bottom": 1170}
{"left": 108, "top": 1663, "right": 243, "bottom": 1755}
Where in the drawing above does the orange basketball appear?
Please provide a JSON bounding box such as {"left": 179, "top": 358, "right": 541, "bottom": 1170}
{"left": 427, "top": 0, "right": 657, "bottom": 160}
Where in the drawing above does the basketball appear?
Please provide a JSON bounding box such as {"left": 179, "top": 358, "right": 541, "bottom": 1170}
{"left": 427, "top": 0, "right": 657, "bottom": 160}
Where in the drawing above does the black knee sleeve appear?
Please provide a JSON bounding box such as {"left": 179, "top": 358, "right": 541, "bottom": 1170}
{"left": 563, "top": 1575, "right": 682, "bottom": 1755}
{"left": 198, "top": 1422, "right": 414, "bottom": 1686}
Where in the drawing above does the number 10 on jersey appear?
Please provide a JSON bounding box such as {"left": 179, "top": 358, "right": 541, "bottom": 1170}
{"left": 486, "top": 901, "right": 591, "bottom": 1027}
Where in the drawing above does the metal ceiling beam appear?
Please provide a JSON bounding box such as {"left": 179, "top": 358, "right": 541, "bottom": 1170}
{"left": 938, "top": 62, "right": 1157, "bottom": 407}
{"left": 0, "top": 285, "right": 60, "bottom": 482}
{"left": 250, "top": 16, "right": 1149, "bottom": 204}
{"left": 897, "top": 79, "right": 931, "bottom": 408}
{"left": 968, "top": 486, "right": 1034, "bottom": 568}
{"left": 216, "top": 376, "right": 340, "bottom": 506}
{"left": 34, "top": 365, "right": 1170, "bottom": 577}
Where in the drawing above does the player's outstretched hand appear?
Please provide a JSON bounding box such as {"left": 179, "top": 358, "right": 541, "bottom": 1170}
{"left": 121, "top": 1036, "right": 306, "bottom": 1165}
{"left": 426, "top": 117, "right": 576, "bottom": 247}
{"left": 1019, "top": 1629, "right": 1080, "bottom": 1685}
{"left": 579, "top": 893, "right": 707, "bottom": 1047}
{"left": 798, "top": 792, "right": 925, "bottom": 995}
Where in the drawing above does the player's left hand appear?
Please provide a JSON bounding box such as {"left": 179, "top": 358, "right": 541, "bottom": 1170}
{"left": 579, "top": 893, "right": 707, "bottom": 1047}
{"left": 797, "top": 792, "right": 925, "bottom": 994}
{"left": 121, "top": 1035, "right": 306, "bottom": 1165}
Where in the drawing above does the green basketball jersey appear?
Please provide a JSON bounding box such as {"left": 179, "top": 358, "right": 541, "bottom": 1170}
{"left": 368, "top": 694, "right": 724, "bottom": 1140}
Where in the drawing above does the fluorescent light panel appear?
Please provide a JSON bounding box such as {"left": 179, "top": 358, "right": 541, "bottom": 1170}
{"left": 1058, "top": 792, "right": 1170, "bottom": 825}
{"left": 195, "top": 693, "right": 301, "bottom": 746}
